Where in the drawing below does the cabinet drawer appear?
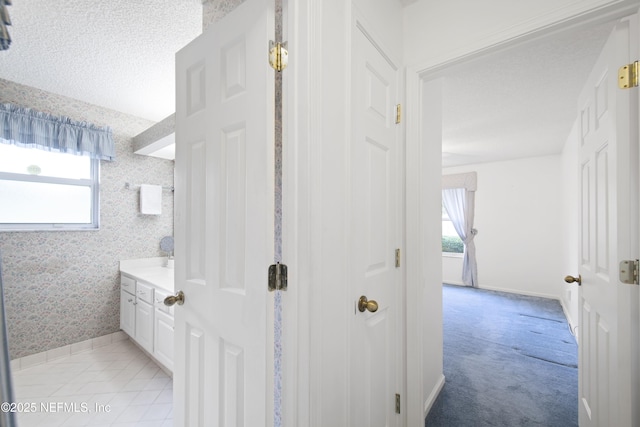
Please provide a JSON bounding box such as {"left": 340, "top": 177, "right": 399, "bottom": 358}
{"left": 121, "top": 275, "right": 135, "bottom": 295}
{"left": 136, "top": 282, "right": 155, "bottom": 304}
{"left": 153, "top": 289, "right": 175, "bottom": 316}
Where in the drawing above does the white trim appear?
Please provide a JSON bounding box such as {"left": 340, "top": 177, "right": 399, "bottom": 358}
{"left": 404, "top": 64, "right": 426, "bottom": 427}
{"left": 474, "top": 284, "right": 560, "bottom": 301}
{"left": 423, "top": 374, "right": 445, "bottom": 418}
{"left": 443, "top": 281, "right": 465, "bottom": 287}
{"left": 409, "top": 0, "right": 640, "bottom": 77}
{"left": 441, "top": 252, "right": 463, "bottom": 259}
{"left": 559, "top": 299, "right": 579, "bottom": 344}
{"left": 282, "top": 0, "right": 323, "bottom": 426}
{"left": 282, "top": 0, "right": 305, "bottom": 423}
{"left": 0, "top": 156, "right": 100, "bottom": 231}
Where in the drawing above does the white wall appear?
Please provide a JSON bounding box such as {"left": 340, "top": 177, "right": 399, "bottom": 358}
{"left": 443, "top": 155, "right": 564, "bottom": 299}
{"left": 560, "top": 120, "right": 580, "bottom": 335}
{"left": 442, "top": 254, "right": 464, "bottom": 286}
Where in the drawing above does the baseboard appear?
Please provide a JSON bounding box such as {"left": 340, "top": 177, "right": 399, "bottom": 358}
{"left": 10, "top": 331, "right": 128, "bottom": 372}
{"left": 559, "top": 299, "right": 579, "bottom": 344}
{"left": 443, "top": 281, "right": 465, "bottom": 287}
{"left": 444, "top": 283, "right": 559, "bottom": 300}
{"left": 424, "top": 373, "right": 446, "bottom": 418}
{"left": 476, "top": 284, "right": 558, "bottom": 300}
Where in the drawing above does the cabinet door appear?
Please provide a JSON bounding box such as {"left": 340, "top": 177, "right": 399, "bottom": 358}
{"left": 135, "top": 300, "right": 154, "bottom": 354}
{"left": 120, "top": 289, "right": 136, "bottom": 337}
{"left": 154, "top": 309, "right": 174, "bottom": 372}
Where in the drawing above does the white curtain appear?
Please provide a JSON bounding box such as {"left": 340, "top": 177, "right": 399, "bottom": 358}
{"left": 443, "top": 172, "right": 478, "bottom": 287}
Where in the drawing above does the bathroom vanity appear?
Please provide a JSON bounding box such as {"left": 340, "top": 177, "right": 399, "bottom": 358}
{"left": 119, "top": 257, "right": 175, "bottom": 373}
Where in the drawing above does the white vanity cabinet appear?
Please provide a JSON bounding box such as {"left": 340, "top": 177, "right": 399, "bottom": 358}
{"left": 119, "top": 259, "right": 175, "bottom": 373}
{"left": 153, "top": 289, "right": 174, "bottom": 371}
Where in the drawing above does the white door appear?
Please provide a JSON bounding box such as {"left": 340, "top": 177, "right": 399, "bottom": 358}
{"left": 350, "top": 22, "right": 402, "bottom": 427}
{"left": 174, "top": 1, "right": 273, "bottom": 426}
{"left": 577, "top": 16, "right": 639, "bottom": 427}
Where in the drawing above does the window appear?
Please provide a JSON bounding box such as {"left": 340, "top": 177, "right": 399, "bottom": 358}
{"left": 442, "top": 204, "right": 463, "bottom": 254}
{"left": 0, "top": 143, "right": 99, "bottom": 230}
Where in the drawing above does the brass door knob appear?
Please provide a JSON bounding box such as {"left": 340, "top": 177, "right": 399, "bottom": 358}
{"left": 164, "top": 290, "right": 185, "bottom": 306}
{"left": 358, "top": 296, "right": 379, "bottom": 313}
{"left": 564, "top": 275, "right": 581, "bottom": 286}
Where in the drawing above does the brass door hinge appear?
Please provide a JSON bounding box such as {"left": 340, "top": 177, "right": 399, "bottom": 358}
{"left": 395, "top": 393, "right": 401, "bottom": 414}
{"left": 269, "top": 41, "right": 288, "bottom": 72}
{"left": 395, "top": 249, "right": 401, "bottom": 268}
{"left": 395, "top": 104, "right": 401, "bottom": 124}
{"left": 619, "top": 260, "right": 639, "bottom": 285}
{"left": 268, "top": 262, "right": 288, "bottom": 291}
{"left": 618, "top": 61, "right": 638, "bottom": 89}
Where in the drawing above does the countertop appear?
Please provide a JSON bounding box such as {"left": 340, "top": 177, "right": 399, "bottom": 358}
{"left": 119, "top": 257, "right": 175, "bottom": 292}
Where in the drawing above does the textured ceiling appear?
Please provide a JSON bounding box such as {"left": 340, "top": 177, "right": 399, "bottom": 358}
{"left": 0, "top": 0, "right": 202, "bottom": 122}
{"left": 442, "top": 21, "right": 615, "bottom": 167}
{"left": 0, "top": 2, "right": 617, "bottom": 166}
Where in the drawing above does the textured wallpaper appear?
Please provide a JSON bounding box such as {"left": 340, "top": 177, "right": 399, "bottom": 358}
{"left": 202, "top": 0, "right": 246, "bottom": 31}
{"left": 0, "top": 78, "right": 174, "bottom": 359}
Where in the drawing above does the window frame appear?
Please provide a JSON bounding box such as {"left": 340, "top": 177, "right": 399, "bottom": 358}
{"left": 0, "top": 155, "right": 100, "bottom": 231}
{"left": 442, "top": 207, "right": 464, "bottom": 257}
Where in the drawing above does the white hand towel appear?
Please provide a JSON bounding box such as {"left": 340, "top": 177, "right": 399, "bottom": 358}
{"left": 140, "top": 184, "right": 162, "bottom": 215}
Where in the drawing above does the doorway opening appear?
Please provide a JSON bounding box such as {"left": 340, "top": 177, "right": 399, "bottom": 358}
{"left": 427, "top": 16, "right": 621, "bottom": 424}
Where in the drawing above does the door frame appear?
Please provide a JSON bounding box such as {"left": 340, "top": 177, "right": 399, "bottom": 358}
{"left": 405, "top": 1, "right": 640, "bottom": 424}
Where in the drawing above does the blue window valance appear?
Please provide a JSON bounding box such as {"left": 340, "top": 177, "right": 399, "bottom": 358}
{"left": 0, "top": 103, "right": 115, "bottom": 161}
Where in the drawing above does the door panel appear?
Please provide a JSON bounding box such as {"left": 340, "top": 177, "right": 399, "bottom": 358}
{"left": 577, "top": 16, "right": 637, "bottom": 427}
{"left": 350, "top": 23, "right": 400, "bottom": 427}
{"left": 135, "top": 301, "right": 153, "bottom": 353}
{"left": 174, "top": 1, "right": 273, "bottom": 426}
{"left": 153, "top": 309, "right": 174, "bottom": 371}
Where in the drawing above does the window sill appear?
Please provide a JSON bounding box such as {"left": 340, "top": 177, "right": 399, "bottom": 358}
{"left": 0, "top": 225, "right": 99, "bottom": 232}
{"left": 442, "top": 252, "right": 463, "bottom": 258}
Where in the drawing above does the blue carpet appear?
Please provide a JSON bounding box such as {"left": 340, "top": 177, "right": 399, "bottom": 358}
{"left": 425, "top": 285, "right": 578, "bottom": 427}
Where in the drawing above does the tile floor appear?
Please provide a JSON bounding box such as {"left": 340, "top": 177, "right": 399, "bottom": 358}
{"left": 11, "top": 339, "right": 173, "bottom": 427}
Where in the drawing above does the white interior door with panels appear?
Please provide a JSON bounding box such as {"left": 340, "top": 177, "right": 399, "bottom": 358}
{"left": 576, "top": 15, "right": 639, "bottom": 427}
{"left": 174, "top": 1, "right": 274, "bottom": 426}
{"left": 350, "top": 20, "right": 402, "bottom": 427}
